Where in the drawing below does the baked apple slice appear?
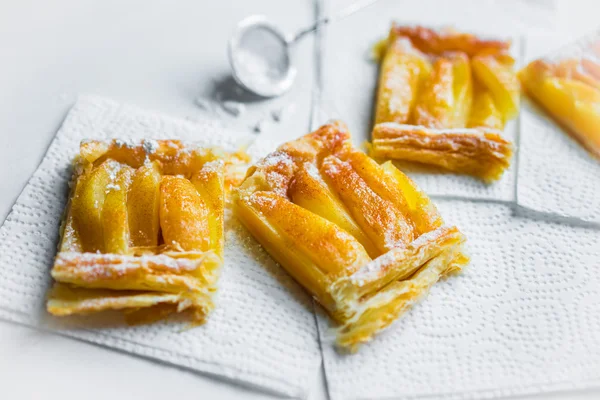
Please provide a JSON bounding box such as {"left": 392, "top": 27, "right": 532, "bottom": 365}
{"left": 320, "top": 155, "right": 415, "bottom": 252}
{"left": 412, "top": 53, "right": 472, "bottom": 128}
{"left": 71, "top": 160, "right": 120, "bottom": 252}
{"left": 288, "top": 161, "right": 379, "bottom": 258}
{"left": 102, "top": 166, "right": 134, "bottom": 254}
{"left": 375, "top": 37, "right": 431, "bottom": 124}
{"left": 191, "top": 161, "right": 225, "bottom": 256}
{"left": 468, "top": 84, "right": 504, "bottom": 129}
{"left": 159, "top": 176, "right": 211, "bottom": 252}
{"left": 472, "top": 54, "right": 520, "bottom": 120}
{"left": 128, "top": 161, "right": 162, "bottom": 247}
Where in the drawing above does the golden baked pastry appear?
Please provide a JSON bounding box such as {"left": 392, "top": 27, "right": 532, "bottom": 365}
{"left": 371, "top": 25, "right": 519, "bottom": 182}
{"left": 520, "top": 57, "right": 600, "bottom": 159}
{"left": 47, "top": 139, "right": 235, "bottom": 324}
{"left": 234, "top": 121, "right": 468, "bottom": 351}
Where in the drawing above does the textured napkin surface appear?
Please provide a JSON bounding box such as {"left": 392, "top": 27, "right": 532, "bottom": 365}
{"left": 318, "top": 0, "right": 535, "bottom": 202}
{"left": 0, "top": 96, "right": 321, "bottom": 398}
{"left": 517, "top": 35, "right": 600, "bottom": 225}
{"left": 319, "top": 199, "right": 600, "bottom": 400}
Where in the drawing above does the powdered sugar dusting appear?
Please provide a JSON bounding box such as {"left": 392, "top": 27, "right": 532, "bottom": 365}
{"left": 350, "top": 250, "right": 400, "bottom": 286}
{"left": 142, "top": 139, "right": 159, "bottom": 154}
{"left": 114, "top": 138, "right": 137, "bottom": 149}
{"left": 304, "top": 162, "right": 326, "bottom": 183}
{"left": 262, "top": 151, "right": 292, "bottom": 168}
{"left": 105, "top": 182, "right": 120, "bottom": 192}
{"left": 105, "top": 159, "right": 121, "bottom": 181}
{"left": 202, "top": 159, "right": 224, "bottom": 173}
{"left": 56, "top": 252, "right": 204, "bottom": 272}
{"left": 410, "top": 228, "right": 445, "bottom": 248}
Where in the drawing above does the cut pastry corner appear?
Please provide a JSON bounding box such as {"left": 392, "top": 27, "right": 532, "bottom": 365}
{"left": 335, "top": 247, "right": 470, "bottom": 352}
{"left": 233, "top": 120, "right": 468, "bottom": 352}
{"left": 47, "top": 138, "right": 250, "bottom": 325}
{"left": 371, "top": 24, "right": 519, "bottom": 181}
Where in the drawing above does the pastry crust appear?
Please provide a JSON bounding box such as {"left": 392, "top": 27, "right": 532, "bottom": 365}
{"left": 371, "top": 123, "right": 513, "bottom": 182}
{"left": 391, "top": 25, "right": 511, "bottom": 57}
{"left": 372, "top": 25, "right": 519, "bottom": 181}
{"left": 234, "top": 121, "right": 468, "bottom": 351}
{"left": 48, "top": 139, "right": 232, "bottom": 324}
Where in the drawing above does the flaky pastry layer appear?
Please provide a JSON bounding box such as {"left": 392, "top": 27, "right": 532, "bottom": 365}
{"left": 371, "top": 123, "right": 514, "bottom": 182}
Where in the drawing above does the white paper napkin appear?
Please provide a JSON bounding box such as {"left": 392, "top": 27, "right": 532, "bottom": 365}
{"left": 319, "top": 199, "right": 600, "bottom": 400}
{"left": 489, "top": 0, "right": 558, "bottom": 34}
{"left": 517, "top": 35, "right": 600, "bottom": 226}
{"left": 318, "top": 0, "right": 549, "bottom": 202}
{"left": 0, "top": 95, "right": 321, "bottom": 398}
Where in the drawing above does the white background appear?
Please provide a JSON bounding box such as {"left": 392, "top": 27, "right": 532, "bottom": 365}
{"left": 0, "top": 0, "right": 598, "bottom": 399}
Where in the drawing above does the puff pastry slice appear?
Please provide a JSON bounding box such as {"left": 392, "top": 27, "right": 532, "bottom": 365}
{"left": 47, "top": 139, "right": 233, "bottom": 324}
{"left": 520, "top": 56, "right": 600, "bottom": 159}
{"left": 234, "top": 121, "right": 468, "bottom": 351}
{"left": 371, "top": 25, "right": 519, "bottom": 181}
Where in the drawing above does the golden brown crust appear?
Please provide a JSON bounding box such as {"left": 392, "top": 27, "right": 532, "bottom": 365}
{"left": 46, "top": 283, "right": 211, "bottom": 318}
{"left": 371, "top": 123, "right": 513, "bottom": 182}
{"left": 82, "top": 139, "right": 218, "bottom": 175}
{"left": 52, "top": 251, "right": 220, "bottom": 291}
{"left": 235, "top": 121, "right": 468, "bottom": 351}
{"left": 48, "top": 139, "right": 235, "bottom": 323}
{"left": 391, "top": 25, "right": 511, "bottom": 57}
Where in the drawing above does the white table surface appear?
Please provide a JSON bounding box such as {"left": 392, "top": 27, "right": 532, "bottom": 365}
{"left": 0, "top": 0, "right": 598, "bottom": 399}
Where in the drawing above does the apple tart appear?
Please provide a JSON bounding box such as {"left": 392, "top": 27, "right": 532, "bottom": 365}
{"left": 47, "top": 139, "right": 233, "bottom": 324}
{"left": 519, "top": 35, "right": 600, "bottom": 159}
{"left": 371, "top": 25, "right": 519, "bottom": 181}
{"left": 234, "top": 121, "right": 468, "bottom": 351}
